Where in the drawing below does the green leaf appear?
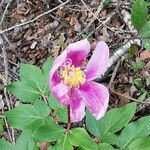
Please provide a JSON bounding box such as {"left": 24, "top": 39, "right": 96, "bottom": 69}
{"left": 0, "top": 119, "right": 4, "bottom": 133}
{"left": 128, "top": 138, "right": 150, "bottom": 150}
{"left": 133, "top": 78, "right": 142, "bottom": 87}
{"left": 48, "top": 95, "right": 67, "bottom": 123}
{"left": 131, "top": 0, "right": 148, "bottom": 30}
{"left": 86, "top": 110, "right": 100, "bottom": 137}
{"left": 7, "top": 58, "right": 52, "bottom": 102}
{"left": 33, "top": 117, "right": 64, "bottom": 142}
{"left": 101, "top": 133, "right": 119, "bottom": 146}
{"left": 98, "top": 143, "right": 114, "bottom": 150}
{"left": 42, "top": 58, "right": 53, "bottom": 75}
{"left": 118, "top": 116, "right": 150, "bottom": 149}
{"left": 128, "top": 45, "right": 138, "bottom": 59}
{"left": 86, "top": 103, "right": 136, "bottom": 137}
{"left": 5, "top": 100, "right": 50, "bottom": 130}
{"left": 140, "top": 21, "right": 150, "bottom": 50}
{"left": 20, "top": 58, "right": 52, "bottom": 95}
{"left": 132, "top": 60, "right": 145, "bottom": 71}
{"left": 138, "top": 91, "right": 147, "bottom": 101}
{"left": 58, "top": 34, "right": 66, "bottom": 49}
{"left": 68, "top": 128, "right": 98, "bottom": 150}
{"left": 40, "top": 58, "right": 53, "bottom": 95}
{"left": 7, "top": 81, "right": 40, "bottom": 103}
{"left": 103, "top": 0, "right": 112, "bottom": 7}
{"left": 15, "top": 131, "right": 39, "bottom": 150}
{"left": 34, "top": 100, "right": 51, "bottom": 116}
{"left": 78, "top": 147, "right": 87, "bottom": 150}
{"left": 20, "top": 64, "right": 43, "bottom": 91}
{"left": 56, "top": 107, "right": 68, "bottom": 123}
{"left": 48, "top": 94, "right": 61, "bottom": 110}
{"left": 0, "top": 139, "right": 14, "bottom": 150}
{"left": 48, "top": 133, "right": 73, "bottom": 150}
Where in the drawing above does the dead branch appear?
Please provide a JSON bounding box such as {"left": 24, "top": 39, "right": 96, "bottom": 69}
{"left": 73, "top": 1, "right": 103, "bottom": 41}
{"left": 108, "top": 39, "right": 141, "bottom": 68}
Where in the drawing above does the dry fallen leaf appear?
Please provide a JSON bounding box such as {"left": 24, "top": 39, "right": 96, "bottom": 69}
{"left": 101, "top": 27, "right": 110, "bottom": 39}
{"left": 118, "top": 92, "right": 131, "bottom": 106}
{"left": 140, "top": 50, "right": 150, "bottom": 60}
{"left": 50, "top": 46, "right": 60, "bottom": 59}
{"left": 100, "top": 10, "right": 107, "bottom": 17}
{"left": 24, "top": 30, "right": 38, "bottom": 41}
{"left": 74, "top": 22, "right": 81, "bottom": 32}
{"left": 41, "top": 33, "right": 52, "bottom": 47}
{"left": 111, "top": 14, "right": 122, "bottom": 28}
{"left": 69, "top": 16, "right": 78, "bottom": 26}
{"left": 10, "top": 10, "right": 25, "bottom": 23}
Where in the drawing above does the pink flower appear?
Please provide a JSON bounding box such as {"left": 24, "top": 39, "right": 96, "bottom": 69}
{"left": 49, "top": 39, "right": 109, "bottom": 122}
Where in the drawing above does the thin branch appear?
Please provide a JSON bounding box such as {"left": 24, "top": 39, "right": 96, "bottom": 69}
{"left": 1, "top": 46, "right": 9, "bottom": 83}
{"left": 102, "top": 2, "right": 141, "bottom": 71}
{"left": 58, "top": 0, "right": 64, "bottom": 4}
{"left": 0, "top": 1, "right": 11, "bottom": 25}
{"left": 0, "top": 0, "right": 70, "bottom": 35}
{"left": 108, "top": 59, "right": 121, "bottom": 88}
{"left": 80, "top": 0, "right": 124, "bottom": 37}
{"left": 0, "top": 72, "right": 6, "bottom": 85}
{"left": 87, "top": 11, "right": 116, "bottom": 38}
{"left": 73, "top": 2, "right": 103, "bottom": 41}
{"left": 0, "top": 96, "right": 12, "bottom": 143}
{"left": 0, "top": 54, "right": 19, "bottom": 67}
{"left": 0, "top": 0, "right": 4, "bottom": 7}
{"left": 110, "top": 88, "right": 150, "bottom": 104}
{"left": 1, "top": 45, "right": 15, "bottom": 143}
{"left": 108, "top": 39, "right": 141, "bottom": 68}
{"left": 107, "top": 58, "right": 150, "bottom": 104}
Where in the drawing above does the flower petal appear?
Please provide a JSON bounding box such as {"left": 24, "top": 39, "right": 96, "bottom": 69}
{"left": 70, "top": 89, "right": 86, "bottom": 122}
{"left": 49, "top": 50, "right": 67, "bottom": 80}
{"left": 84, "top": 41, "right": 109, "bottom": 80}
{"left": 66, "top": 39, "right": 90, "bottom": 66}
{"left": 51, "top": 82, "right": 69, "bottom": 106}
{"left": 79, "top": 81, "right": 109, "bottom": 120}
{"left": 49, "top": 72, "right": 61, "bottom": 87}
{"left": 49, "top": 50, "right": 67, "bottom": 100}
{"left": 49, "top": 39, "right": 90, "bottom": 86}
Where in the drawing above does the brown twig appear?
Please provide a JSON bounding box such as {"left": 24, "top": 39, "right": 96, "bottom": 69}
{"left": 80, "top": 0, "right": 126, "bottom": 38}
{"left": 73, "top": 1, "right": 103, "bottom": 41}
{"left": 108, "top": 58, "right": 150, "bottom": 104}
{"left": 0, "top": 2, "right": 16, "bottom": 142}
{"left": 108, "top": 59, "right": 121, "bottom": 89}
{"left": 1, "top": 46, "right": 9, "bottom": 83}
{"left": 0, "top": 54, "right": 18, "bottom": 67}
{"left": 87, "top": 11, "right": 116, "bottom": 38}
{"left": 67, "top": 105, "right": 71, "bottom": 130}
{"left": 1, "top": 45, "right": 15, "bottom": 143}
{"left": 110, "top": 88, "right": 150, "bottom": 104}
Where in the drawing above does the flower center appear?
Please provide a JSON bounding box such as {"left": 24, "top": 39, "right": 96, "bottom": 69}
{"left": 60, "top": 65, "right": 86, "bottom": 87}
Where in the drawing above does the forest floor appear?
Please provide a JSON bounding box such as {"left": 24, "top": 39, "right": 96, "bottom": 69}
{"left": 0, "top": 0, "right": 150, "bottom": 144}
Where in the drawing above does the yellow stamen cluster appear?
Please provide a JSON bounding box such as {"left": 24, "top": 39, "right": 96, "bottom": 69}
{"left": 60, "top": 65, "right": 86, "bottom": 87}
